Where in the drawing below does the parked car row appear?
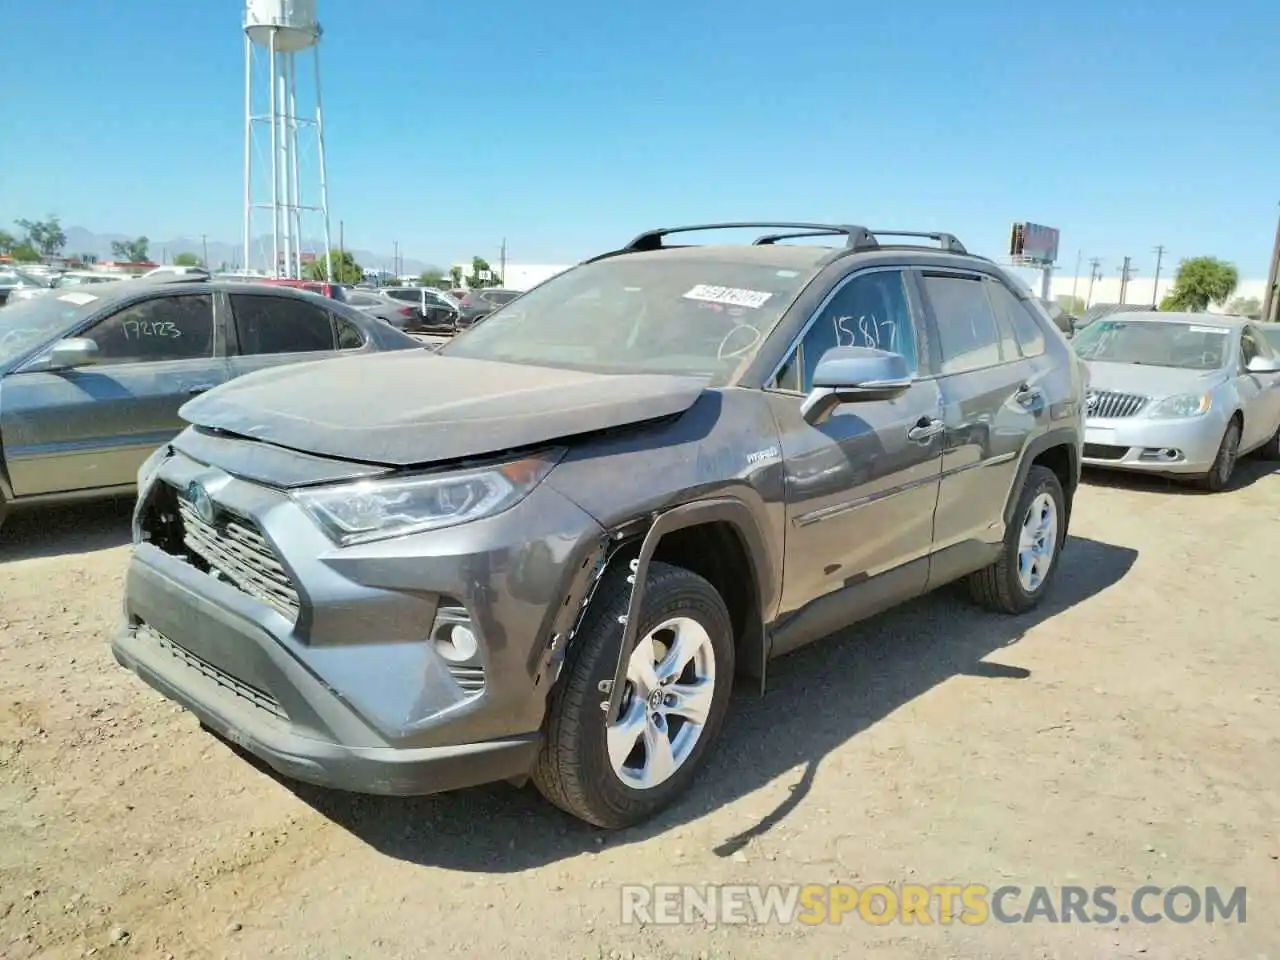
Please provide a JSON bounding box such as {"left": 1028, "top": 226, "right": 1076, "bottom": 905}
{"left": 10, "top": 220, "right": 1278, "bottom": 836}
{"left": 0, "top": 274, "right": 421, "bottom": 521}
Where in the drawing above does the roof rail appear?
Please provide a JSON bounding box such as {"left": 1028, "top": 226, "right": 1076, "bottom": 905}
{"left": 622, "top": 222, "right": 879, "bottom": 253}
{"left": 867, "top": 230, "right": 967, "bottom": 254}
{"left": 753, "top": 229, "right": 850, "bottom": 245}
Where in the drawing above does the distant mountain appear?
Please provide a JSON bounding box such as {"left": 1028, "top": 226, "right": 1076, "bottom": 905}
{"left": 60, "top": 226, "right": 435, "bottom": 274}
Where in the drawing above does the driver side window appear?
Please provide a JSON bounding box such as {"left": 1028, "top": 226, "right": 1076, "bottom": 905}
{"left": 1241, "top": 328, "right": 1263, "bottom": 370}
{"left": 773, "top": 269, "right": 918, "bottom": 393}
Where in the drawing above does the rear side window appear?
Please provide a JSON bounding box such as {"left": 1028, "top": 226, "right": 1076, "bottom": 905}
{"left": 84, "top": 294, "right": 215, "bottom": 365}
{"left": 229, "top": 294, "right": 335, "bottom": 354}
{"left": 986, "top": 280, "right": 1047, "bottom": 357}
{"left": 920, "top": 274, "right": 1008, "bottom": 374}
{"left": 334, "top": 313, "right": 366, "bottom": 350}
{"left": 386, "top": 289, "right": 419, "bottom": 303}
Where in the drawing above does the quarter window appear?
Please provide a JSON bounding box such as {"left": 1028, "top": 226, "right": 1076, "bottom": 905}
{"left": 335, "top": 314, "right": 366, "bottom": 350}
{"left": 920, "top": 274, "right": 1009, "bottom": 374}
{"left": 774, "top": 270, "right": 919, "bottom": 392}
{"left": 84, "top": 294, "right": 215, "bottom": 364}
{"left": 986, "top": 280, "right": 1047, "bottom": 357}
{"left": 230, "top": 294, "right": 335, "bottom": 354}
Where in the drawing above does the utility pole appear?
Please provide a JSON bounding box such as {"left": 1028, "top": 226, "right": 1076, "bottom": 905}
{"left": 1263, "top": 204, "right": 1280, "bottom": 324}
{"left": 1085, "top": 258, "right": 1102, "bottom": 308}
{"left": 1151, "top": 245, "right": 1166, "bottom": 306}
{"left": 393, "top": 240, "right": 399, "bottom": 281}
{"left": 1118, "top": 257, "right": 1133, "bottom": 305}
{"left": 338, "top": 219, "right": 344, "bottom": 262}
{"left": 201, "top": 234, "right": 209, "bottom": 269}
{"left": 1070, "top": 249, "right": 1082, "bottom": 308}
{"left": 499, "top": 237, "right": 506, "bottom": 282}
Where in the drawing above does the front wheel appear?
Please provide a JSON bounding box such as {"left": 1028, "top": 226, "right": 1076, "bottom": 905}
{"left": 1197, "top": 418, "right": 1241, "bottom": 491}
{"left": 532, "top": 561, "right": 735, "bottom": 829}
{"left": 967, "top": 464, "right": 1066, "bottom": 614}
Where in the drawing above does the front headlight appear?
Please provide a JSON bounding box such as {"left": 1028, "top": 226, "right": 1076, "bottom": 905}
{"left": 1147, "top": 392, "right": 1212, "bottom": 418}
{"left": 293, "top": 448, "right": 564, "bottom": 546}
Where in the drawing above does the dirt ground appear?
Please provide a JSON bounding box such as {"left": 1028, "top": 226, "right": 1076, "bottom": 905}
{"left": 2, "top": 461, "right": 1278, "bottom": 959}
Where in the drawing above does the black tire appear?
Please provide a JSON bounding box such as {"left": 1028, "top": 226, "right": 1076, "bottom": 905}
{"left": 1197, "top": 418, "right": 1242, "bottom": 491}
{"left": 532, "top": 561, "right": 735, "bottom": 829}
{"left": 967, "top": 464, "right": 1066, "bottom": 614}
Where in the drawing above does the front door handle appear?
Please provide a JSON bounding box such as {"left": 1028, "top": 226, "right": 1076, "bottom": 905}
{"left": 907, "top": 417, "right": 944, "bottom": 442}
{"left": 185, "top": 383, "right": 216, "bottom": 396}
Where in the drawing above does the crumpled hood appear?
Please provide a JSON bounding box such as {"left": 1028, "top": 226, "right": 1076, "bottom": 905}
{"left": 1083, "top": 360, "right": 1226, "bottom": 399}
{"left": 179, "top": 351, "right": 709, "bottom": 466}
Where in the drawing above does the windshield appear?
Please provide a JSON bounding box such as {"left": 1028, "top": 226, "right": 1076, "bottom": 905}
{"left": 1, "top": 269, "right": 43, "bottom": 287}
{"left": 0, "top": 290, "right": 100, "bottom": 366}
{"left": 1072, "top": 318, "right": 1231, "bottom": 370}
{"left": 439, "top": 256, "right": 815, "bottom": 383}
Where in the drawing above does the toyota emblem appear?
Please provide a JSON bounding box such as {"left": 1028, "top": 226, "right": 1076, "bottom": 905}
{"left": 186, "top": 480, "right": 216, "bottom": 525}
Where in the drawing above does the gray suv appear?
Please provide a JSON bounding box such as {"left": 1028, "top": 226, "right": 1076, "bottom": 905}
{"left": 114, "top": 222, "right": 1086, "bottom": 828}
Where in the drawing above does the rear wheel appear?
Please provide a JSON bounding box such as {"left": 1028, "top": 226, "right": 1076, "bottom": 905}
{"left": 1198, "top": 418, "right": 1241, "bottom": 491}
{"left": 533, "top": 561, "right": 734, "bottom": 829}
{"left": 968, "top": 465, "right": 1065, "bottom": 614}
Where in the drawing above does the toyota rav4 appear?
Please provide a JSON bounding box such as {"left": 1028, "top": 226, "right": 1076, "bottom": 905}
{"left": 114, "top": 222, "right": 1086, "bottom": 828}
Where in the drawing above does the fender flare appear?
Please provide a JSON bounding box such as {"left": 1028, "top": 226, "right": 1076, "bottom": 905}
{"left": 1002, "top": 427, "right": 1081, "bottom": 528}
{"left": 601, "top": 496, "right": 775, "bottom": 721}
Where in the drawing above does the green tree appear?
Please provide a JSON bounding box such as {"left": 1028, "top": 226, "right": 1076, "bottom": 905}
{"left": 111, "top": 237, "right": 150, "bottom": 262}
{"left": 15, "top": 216, "right": 66, "bottom": 257}
{"left": 419, "top": 267, "right": 446, "bottom": 288}
{"left": 1225, "top": 296, "right": 1261, "bottom": 318}
{"left": 0, "top": 229, "right": 14, "bottom": 255}
{"left": 10, "top": 242, "right": 40, "bottom": 263}
{"left": 1055, "top": 295, "right": 1087, "bottom": 315}
{"left": 466, "top": 256, "right": 501, "bottom": 288}
{"left": 173, "top": 252, "right": 201, "bottom": 267}
{"left": 1160, "top": 256, "right": 1239, "bottom": 312}
{"left": 448, "top": 265, "right": 463, "bottom": 288}
{"left": 304, "top": 249, "right": 363, "bottom": 284}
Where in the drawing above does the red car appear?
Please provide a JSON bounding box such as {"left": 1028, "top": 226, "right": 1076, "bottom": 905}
{"left": 254, "top": 278, "right": 349, "bottom": 303}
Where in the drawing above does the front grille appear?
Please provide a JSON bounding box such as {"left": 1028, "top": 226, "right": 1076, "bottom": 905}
{"left": 139, "top": 622, "right": 287, "bottom": 721}
{"left": 1083, "top": 443, "right": 1129, "bottom": 461}
{"left": 1085, "top": 390, "right": 1147, "bottom": 419}
{"left": 175, "top": 495, "right": 301, "bottom": 622}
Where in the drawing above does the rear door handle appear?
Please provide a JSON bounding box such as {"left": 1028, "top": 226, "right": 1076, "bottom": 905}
{"left": 907, "top": 417, "right": 944, "bottom": 442}
{"left": 185, "top": 383, "right": 216, "bottom": 395}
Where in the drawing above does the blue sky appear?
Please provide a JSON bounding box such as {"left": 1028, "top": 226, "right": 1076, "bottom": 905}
{"left": 1, "top": 0, "right": 1276, "bottom": 277}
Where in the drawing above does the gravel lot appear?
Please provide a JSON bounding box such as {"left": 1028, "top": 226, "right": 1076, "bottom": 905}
{"left": 2, "top": 461, "right": 1277, "bottom": 959}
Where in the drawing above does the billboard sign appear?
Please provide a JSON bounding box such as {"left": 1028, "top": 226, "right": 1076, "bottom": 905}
{"left": 1009, "top": 222, "right": 1060, "bottom": 265}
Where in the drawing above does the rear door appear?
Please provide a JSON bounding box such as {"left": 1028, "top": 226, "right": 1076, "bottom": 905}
{"left": 916, "top": 269, "right": 1042, "bottom": 577}
{"left": 1, "top": 292, "right": 231, "bottom": 496}
{"left": 225, "top": 292, "right": 344, "bottom": 378}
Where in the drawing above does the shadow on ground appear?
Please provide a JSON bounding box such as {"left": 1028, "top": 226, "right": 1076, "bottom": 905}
{"left": 1082, "top": 454, "right": 1279, "bottom": 496}
{"left": 0, "top": 497, "right": 133, "bottom": 563}
{"left": 264, "top": 534, "right": 1137, "bottom": 871}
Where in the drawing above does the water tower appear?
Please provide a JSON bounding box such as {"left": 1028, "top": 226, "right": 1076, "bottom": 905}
{"left": 242, "top": 0, "right": 333, "bottom": 279}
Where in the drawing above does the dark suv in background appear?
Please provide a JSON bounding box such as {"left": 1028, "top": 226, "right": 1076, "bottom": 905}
{"left": 115, "top": 222, "right": 1085, "bottom": 829}
{"left": 456, "top": 287, "right": 520, "bottom": 328}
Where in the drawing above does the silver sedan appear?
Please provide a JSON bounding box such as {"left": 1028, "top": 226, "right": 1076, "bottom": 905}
{"left": 1073, "top": 311, "right": 1280, "bottom": 490}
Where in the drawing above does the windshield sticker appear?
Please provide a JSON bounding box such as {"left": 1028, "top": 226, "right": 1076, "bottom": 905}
{"left": 1189, "top": 325, "right": 1228, "bottom": 334}
{"left": 57, "top": 292, "right": 98, "bottom": 305}
{"left": 683, "top": 284, "right": 773, "bottom": 309}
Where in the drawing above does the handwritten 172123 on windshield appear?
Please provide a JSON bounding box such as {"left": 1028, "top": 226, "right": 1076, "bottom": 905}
{"left": 122, "top": 319, "right": 182, "bottom": 340}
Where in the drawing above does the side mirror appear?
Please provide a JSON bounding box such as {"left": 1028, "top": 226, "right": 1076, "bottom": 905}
{"left": 800, "top": 346, "right": 912, "bottom": 425}
{"left": 45, "top": 337, "right": 100, "bottom": 370}
{"left": 1247, "top": 355, "right": 1280, "bottom": 374}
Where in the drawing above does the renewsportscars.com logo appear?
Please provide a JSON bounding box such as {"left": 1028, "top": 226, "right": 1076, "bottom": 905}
{"left": 620, "top": 883, "right": 1247, "bottom": 926}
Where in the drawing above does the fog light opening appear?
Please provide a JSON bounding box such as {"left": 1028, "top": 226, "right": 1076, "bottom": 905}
{"left": 1140, "top": 447, "right": 1183, "bottom": 462}
{"left": 434, "top": 622, "right": 479, "bottom": 663}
